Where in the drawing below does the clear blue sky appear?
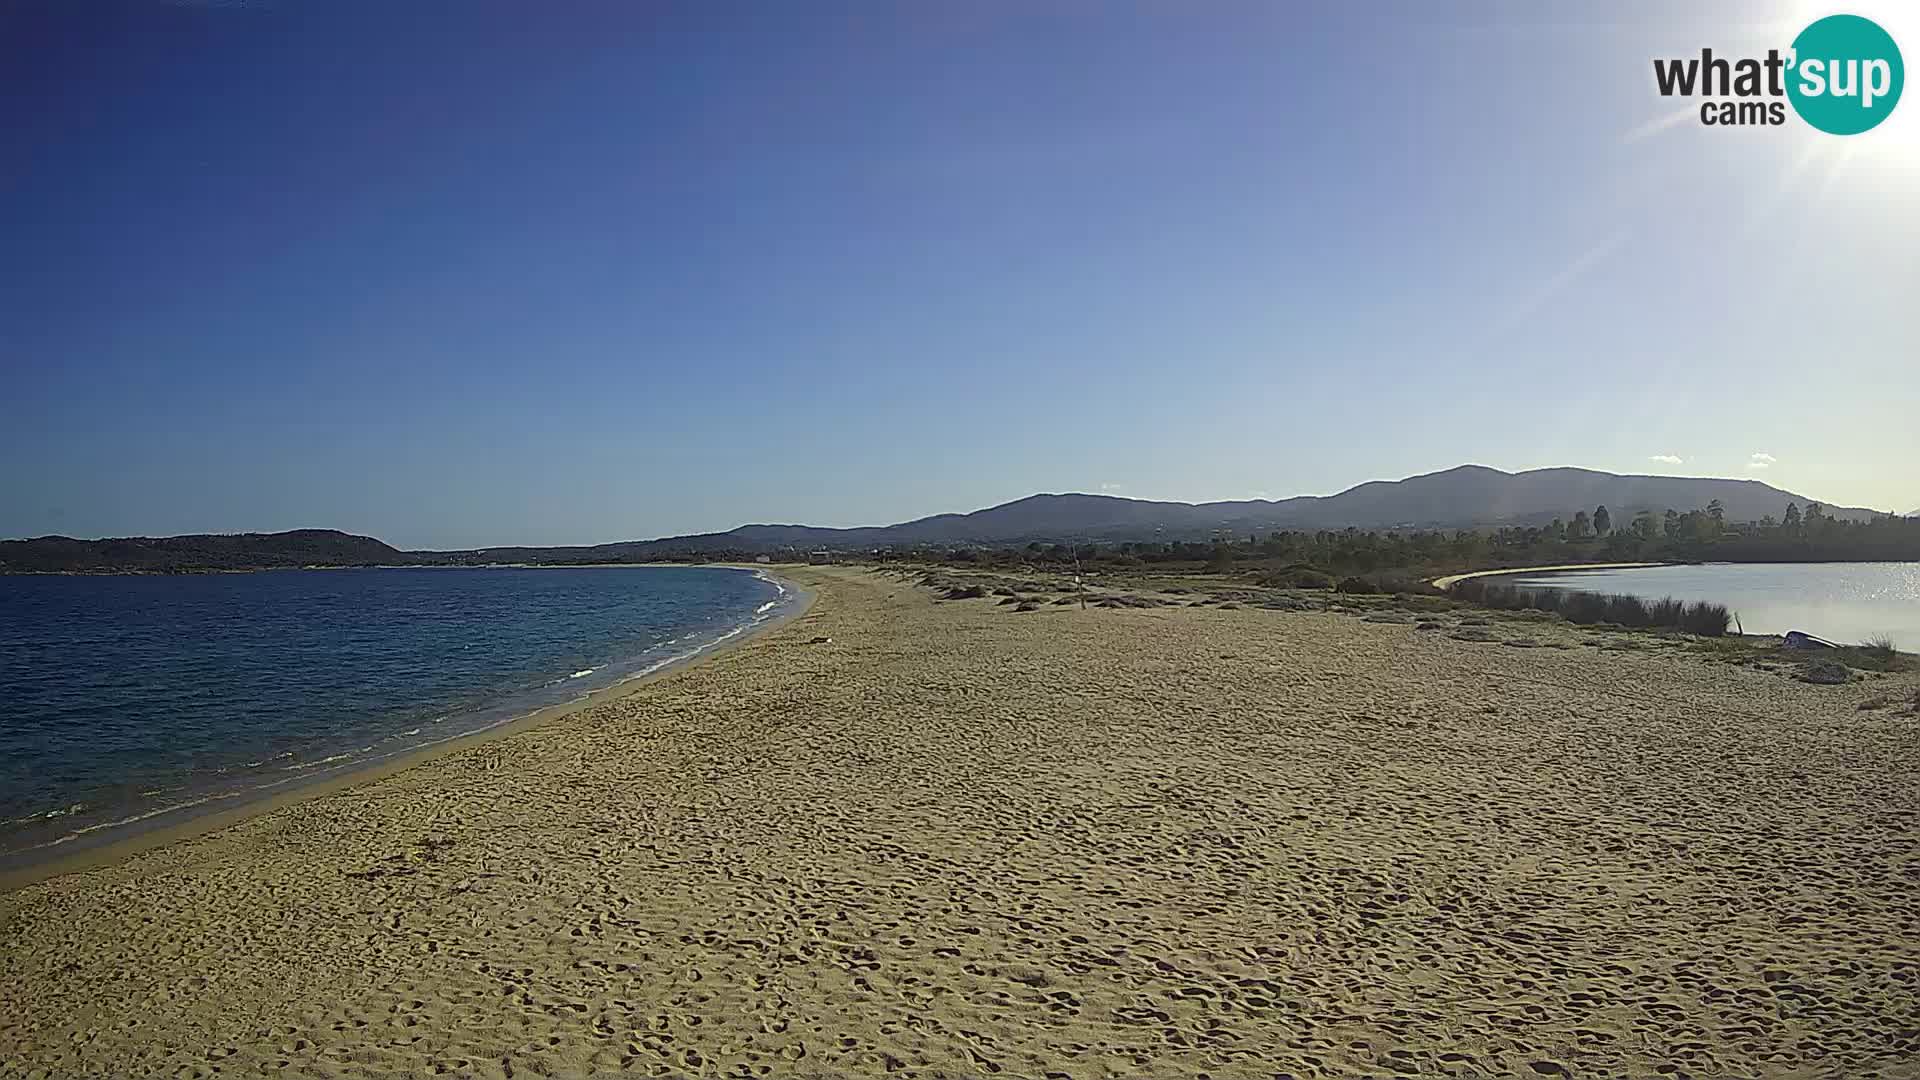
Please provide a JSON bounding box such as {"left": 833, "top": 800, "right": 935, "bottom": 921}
{"left": 5, "top": 1, "right": 1916, "bottom": 548}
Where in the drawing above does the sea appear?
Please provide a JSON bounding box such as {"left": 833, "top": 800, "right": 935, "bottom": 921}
{"left": 0, "top": 565, "right": 797, "bottom": 866}
{"left": 1501, "top": 561, "right": 1920, "bottom": 650}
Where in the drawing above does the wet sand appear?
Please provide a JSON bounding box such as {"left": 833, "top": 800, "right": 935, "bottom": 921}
{"left": 4, "top": 566, "right": 1917, "bottom": 1078}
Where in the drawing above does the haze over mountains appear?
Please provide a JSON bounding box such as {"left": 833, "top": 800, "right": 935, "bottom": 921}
{"left": 1, "top": 466, "right": 1885, "bottom": 573}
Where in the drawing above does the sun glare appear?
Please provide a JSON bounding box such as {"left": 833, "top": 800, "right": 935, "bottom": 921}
{"left": 1777, "top": 0, "right": 1920, "bottom": 171}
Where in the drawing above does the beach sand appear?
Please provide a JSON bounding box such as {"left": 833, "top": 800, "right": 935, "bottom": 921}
{"left": 4, "top": 566, "right": 1917, "bottom": 1078}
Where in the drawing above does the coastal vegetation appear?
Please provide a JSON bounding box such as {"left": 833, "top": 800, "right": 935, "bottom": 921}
{"left": 0, "top": 529, "right": 405, "bottom": 574}
{"left": 6, "top": 496, "right": 1916, "bottom": 577}
{"left": 1448, "top": 577, "right": 1734, "bottom": 635}
{"left": 909, "top": 506, "right": 1920, "bottom": 650}
{"left": 905, "top": 562, "right": 1914, "bottom": 684}
{"left": 920, "top": 500, "right": 1920, "bottom": 589}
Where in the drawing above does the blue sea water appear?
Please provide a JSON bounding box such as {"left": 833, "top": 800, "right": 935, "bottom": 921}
{"left": 0, "top": 566, "right": 795, "bottom": 863}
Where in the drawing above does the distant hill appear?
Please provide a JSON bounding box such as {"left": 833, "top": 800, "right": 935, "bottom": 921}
{"left": 1, "top": 466, "right": 1883, "bottom": 571}
{"left": 0, "top": 529, "right": 406, "bottom": 573}
{"left": 1217, "top": 464, "right": 1878, "bottom": 533}
{"left": 418, "top": 465, "right": 1880, "bottom": 560}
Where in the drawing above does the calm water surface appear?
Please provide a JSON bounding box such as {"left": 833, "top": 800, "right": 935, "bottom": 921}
{"left": 1504, "top": 562, "right": 1920, "bottom": 649}
{"left": 0, "top": 566, "right": 796, "bottom": 863}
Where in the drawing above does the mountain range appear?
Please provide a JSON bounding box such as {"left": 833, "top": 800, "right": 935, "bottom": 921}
{"left": 0, "top": 465, "right": 1886, "bottom": 572}
{"left": 446, "top": 465, "right": 1879, "bottom": 559}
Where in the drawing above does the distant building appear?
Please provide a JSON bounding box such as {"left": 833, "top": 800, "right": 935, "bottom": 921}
{"left": 806, "top": 549, "right": 832, "bottom": 564}
{"left": 754, "top": 554, "right": 771, "bottom": 564}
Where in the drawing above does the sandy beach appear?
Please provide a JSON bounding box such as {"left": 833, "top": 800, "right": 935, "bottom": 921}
{"left": 4, "top": 566, "right": 1918, "bottom": 1078}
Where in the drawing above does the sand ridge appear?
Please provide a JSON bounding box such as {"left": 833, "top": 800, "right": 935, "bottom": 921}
{"left": 3, "top": 566, "right": 1917, "bottom": 1078}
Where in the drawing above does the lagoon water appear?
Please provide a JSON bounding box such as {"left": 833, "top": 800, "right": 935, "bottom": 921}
{"left": 1504, "top": 562, "right": 1920, "bottom": 650}
{"left": 0, "top": 566, "right": 794, "bottom": 862}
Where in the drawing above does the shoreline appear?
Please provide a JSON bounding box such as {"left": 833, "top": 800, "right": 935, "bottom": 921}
{"left": 0, "top": 560, "right": 767, "bottom": 576}
{"left": 1430, "top": 561, "right": 1669, "bottom": 590}
{"left": 0, "top": 568, "right": 814, "bottom": 893}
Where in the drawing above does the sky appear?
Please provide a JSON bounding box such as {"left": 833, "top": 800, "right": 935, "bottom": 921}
{"left": 3, "top": 1, "right": 1916, "bottom": 549}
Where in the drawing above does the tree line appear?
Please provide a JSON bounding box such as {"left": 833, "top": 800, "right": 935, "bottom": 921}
{"left": 925, "top": 501, "right": 1920, "bottom": 579}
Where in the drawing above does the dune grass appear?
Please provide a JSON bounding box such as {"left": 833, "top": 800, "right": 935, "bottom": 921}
{"left": 1451, "top": 578, "right": 1732, "bottom": 636}
{"left": 1835, "top": 638, "right": 1909, "bottom": 672}
{"left": 1859, "top": 636, "right": 1899, "bottom": 662}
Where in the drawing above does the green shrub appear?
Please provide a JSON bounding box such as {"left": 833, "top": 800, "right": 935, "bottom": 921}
{"left": 1678, "top": 602, "right": 1733, "bottom": 636}
{"left": 1258, "top": 569, "right": 1335, "bottom": 590}
{"left": 1561, "top": 592, "right": 1609, "bottom": 624}
{"left": 1450, "top": 578, "right": 1732, "bottom": 636}
{"left": 1603, "top": 595, "right": 1652, "bottom": 627}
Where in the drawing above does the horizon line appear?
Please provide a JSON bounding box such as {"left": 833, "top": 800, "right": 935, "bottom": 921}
{"left": 3, "top": 463, "right": 1897, "bottom": 550}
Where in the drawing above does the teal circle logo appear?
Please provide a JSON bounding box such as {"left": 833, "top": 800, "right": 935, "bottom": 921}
{"left": 1787, "top": 14, "right": 1903, "bottom": 134}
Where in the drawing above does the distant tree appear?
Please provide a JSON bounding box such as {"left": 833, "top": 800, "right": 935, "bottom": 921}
{"left": 1686, "top": 509, "right": 1721, "bottom": 542}
{"left": 1593, "top": 505, "right": 1611, "bottom": 536}
{"left": 1707, "top": 499, "right": 1725, "bottom": 524}
{"left": 1570, "top": 510, "right": 1592, "bottom": 539}
{"left": 1633, "top": 511, "right": 1660, "bottom": 541}
{"left": 1663, "top": 508, "right": 1682, "bottom": 539}
{"left": 1784, "top": 501, "right": 1802, "bottom": 530}
{"left": 1547, "top": 518, "right": 1567, "bottom": 541}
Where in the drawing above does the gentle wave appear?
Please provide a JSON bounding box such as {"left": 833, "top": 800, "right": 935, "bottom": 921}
{"left": 280, "top": 752, "right": 354, "bottom": 772}
{"left": 6, "top": 802, "right": 86, "bottom": 827}
{"left": 0, "top": 566, "right": 796, "bottom": 863}
{"left": 33, "top": 792, "right": 243, "bottom": 850}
